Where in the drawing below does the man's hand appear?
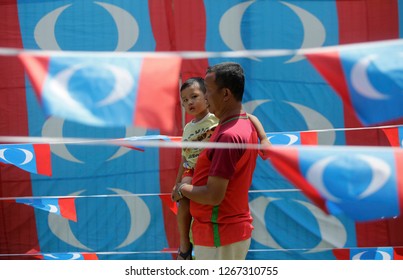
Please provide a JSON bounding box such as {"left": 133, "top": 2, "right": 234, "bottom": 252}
{"left": 171, "top": 182, "right": 186, "bottom": 202}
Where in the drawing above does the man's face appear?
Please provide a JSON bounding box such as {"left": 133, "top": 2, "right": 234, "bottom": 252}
{"left": 204, "top": 72, "right": 223, "bottom": 118}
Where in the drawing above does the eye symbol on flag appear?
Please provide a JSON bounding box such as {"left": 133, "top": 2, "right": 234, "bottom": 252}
{"left": 250, "top": 196, "right": 347, "bottom": 252}
{"left": 306, "top": 154, "right": 391, "bottom": 202}
{"left": 219, "top": 1, "right": 325, "bottom": 62}
{"left": 350, "top": 54, "right": 390, "bottom": 100}
{"left": 20, "top": 200, "right": 58, "bottom": 213}
{"left": 34, "top": 2, "right": 139, "bottom": 51}
{"left": 48, "top": 188, "right": 150, "bottom": 250}
{"left": 243, "top": 99, "right": 335, "bottom": 144}
{"left": 48, "top": 63, "right": 134, "bottom": 109}
{"left": 0, "top": 148, "right": 34, "bottom": 165}
{"left": 352, "top": 250, "right": 392, "bottom": 260}
{"left": 267, "top": 134, "right": 299, "bottom": 145}
{"left": 41, "top": 117, "right": 146, "bottom": 163}
{"left": 43, "top": 253, "right": 82, "bottom": 260}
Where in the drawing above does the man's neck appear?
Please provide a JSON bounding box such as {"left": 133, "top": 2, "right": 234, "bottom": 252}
{"left": 218, "top": 104, "right": 243, "bottom": 122}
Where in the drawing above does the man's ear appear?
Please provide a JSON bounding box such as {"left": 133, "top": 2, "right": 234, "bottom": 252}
{"left": 223, "top": 88, "right": 231, "bottom": 101}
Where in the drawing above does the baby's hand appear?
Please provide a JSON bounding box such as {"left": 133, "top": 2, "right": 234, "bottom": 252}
{"left": 259, "top": 138, "right": 271, "bottom": 160}
{"left": 171, "top": 183, "right": 185, "bottom": 202}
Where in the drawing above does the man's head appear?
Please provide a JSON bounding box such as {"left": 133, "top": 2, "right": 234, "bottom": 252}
{"left": 205, "top": 62, "right": 245, "bottom": 102}
{"left": 204, "top": 62, "right": 245, "bottom": 119}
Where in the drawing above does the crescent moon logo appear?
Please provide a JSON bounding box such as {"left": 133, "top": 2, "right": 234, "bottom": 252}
{"left": 306, "top": 154, "right": 391, "bottom": 202}
{"left": 351, "top": 55, "right": 389, "bottom": 100}
{"left": 43, "top": 254, "right": 58, "bottom": 260}
{"left": 219, "top": 1, "right": 325, "bottom": 63}
{"left": 352, "top": 251, "right": 366, "bottom": 260}
{"left": 34, "top": 4, "right": 71, "bottom": 50}
{"left": 48, "top": 189, "right": 150, "bottom": 250}
{"left": 95, "top": 64, "right": 135, "bottom": 107}
{"left": 296, "top": 200, "right": 346, "bottom": 253}
{"left": 94, "top": 2, "right": 139, "bottom": 51}
{"left": 42, "top": 117, "right": 83, "bottom": 164}
{"left": 280, "top": 1, "right": 326, "bottom": 63}
{"left": 0, "top": 148, "right": 34, "bottom": 165}
{"left": 250, "top": 196, "right": 284, "bottom": 250}
{"left": 243, "top": 99, "right": 271, "bottom": 114}
{"left": 109, "top": 188, "right": 151, "bottom": 249}
{"left": 306, "top": 156, "right": 340, "bottom": 202}
{"left": 34, "top": 2, "right": 138, "bottom": 51}
{"left": 356, "top": 155, "right": 391, "bottom": 199}
{"left": 106, "top": 126, "right": 147, "bottom": 161}
{"left": 48, "top": 190, "right": 91, "bottom": 251}
{"left": 1, "top": 149, "right": 12, "bottom": 163}
{"left": 250, "top": 196, "right": 347, "bottom": 253}
{"left": 69, "top": 253, "right": 82, "bottom": 260}
{"left": 284, "top": 134, "right": 299, "bottom": 145}
{"left": 219, "top": 1, "right": 259, "bottom": 61}
{"left": 285, "top": 101, "right": 335, "bottom": 145}
{"left": 243, "top": 99, "right": 335, "bottom": 144}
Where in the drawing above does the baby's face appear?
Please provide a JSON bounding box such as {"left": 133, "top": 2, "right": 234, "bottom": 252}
{"left": 181, "top": 85, "right": 208, "bottom": 116}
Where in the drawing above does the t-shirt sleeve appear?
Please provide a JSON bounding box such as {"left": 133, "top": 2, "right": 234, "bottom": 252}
{"left": 207, "top": 133, "right": 245, "bottom": 179}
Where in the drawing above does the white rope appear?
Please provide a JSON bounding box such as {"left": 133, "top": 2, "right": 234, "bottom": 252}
{"left": 0, "top": 122, "right": 402, "bottom": 148}
{"left": 0, "top": 38, "right": 401, "bottom": 58}
{"left": 1, "top": 245, "right": 401, "bottom": 258}
{"left": 0, "top": 189, "right": 301, "bottom": 201}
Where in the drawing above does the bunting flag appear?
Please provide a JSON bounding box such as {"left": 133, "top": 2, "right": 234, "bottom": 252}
{"left": 26, "top": 248, "right": 98, "bottom": 260}
{"left": 266, "top": 131, "right": 318, "bottom": 146}
{"left": 383, "top": 126, "right": 403, "bottom": 147}
{"left": 0, "top": 144, "right": 51, "bottom": 176}
{"left": 115, "top": 135, "right": 181, "bottom": 150}
{"left": 124, "top": 135, "right": 181, "bottom": 142}
{"left": 18, "top": 53, "right": 182, "bottom": 132}
{"left": 333, "top": 247, "right": 403, "bottom": 260}
{"left": 268, "top": 145, "right": 403, "bottom": 221}
{"left": 16, "top": 198, "right": 77, "bottom": 222}
{"left": 159, "top": 194, "right": 178, "bottom": 215}
{"left": 306, "top": 39, "right": 403, "bottom": 126}
{"left": 40, "top": 252, "right": 98, "bottom": 260}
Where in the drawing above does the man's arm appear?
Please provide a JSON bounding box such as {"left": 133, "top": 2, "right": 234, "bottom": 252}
{"left": 172, "top": 176, "right": 229, "bottom": 206}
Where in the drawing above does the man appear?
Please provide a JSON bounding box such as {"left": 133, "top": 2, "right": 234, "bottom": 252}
{"left": 172, "top": 62, "right": 260, "bottom": 260}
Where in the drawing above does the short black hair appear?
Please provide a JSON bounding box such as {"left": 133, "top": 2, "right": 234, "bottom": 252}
{"left": 180, "top": 77, "right": 206, "bottom": 94}
{"left": 206, "top": 62, "right": 245, "bottom": 101}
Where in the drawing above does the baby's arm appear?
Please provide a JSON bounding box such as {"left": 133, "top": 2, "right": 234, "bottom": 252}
{"left": 175, "top": 156, "right": 186, "bottom": 185}
{"left": 248, "top": 114, "right": 267, "bottom": 142}
{"left": 247, "top": 113, "right": 271, "bottom": 159}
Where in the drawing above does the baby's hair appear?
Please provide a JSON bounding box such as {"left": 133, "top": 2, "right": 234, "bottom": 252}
{"left": 180, "top": 77, "right": 206, "bottom": 94}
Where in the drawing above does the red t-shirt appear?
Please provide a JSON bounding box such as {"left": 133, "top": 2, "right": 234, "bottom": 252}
{"left": 190, "top": 113, "right": 259, "bottom": 247}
